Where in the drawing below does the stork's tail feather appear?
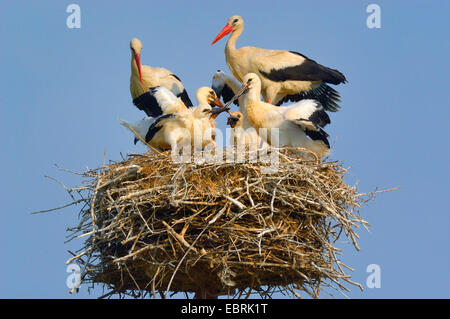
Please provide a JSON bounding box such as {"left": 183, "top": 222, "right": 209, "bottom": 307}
{"left": 178, "top": 89, "right": 193, "bottom": 107}
{"left": 277, "top": 83, "right": 342, "bottom": 112}
{"left": 119, "top": 118, "right": 148, "bottom": 145}
{"left": 118, "top": 118, "right": 132, "bottom": 130}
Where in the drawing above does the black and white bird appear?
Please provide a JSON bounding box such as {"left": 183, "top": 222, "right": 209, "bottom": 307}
{"left": 237, "top": 73, "right": 331, "bottom": 157}
{"left": 211, "top": 15, "right": 346, "bottom": 110}
{"left": 212, "top": 70, "right": 242, "bottom": 106}
{"left": 120, "top": 87, "right": 227, "bottom": 151}
{"left": 130, "top": 38, "right": 193, "bottom": 117}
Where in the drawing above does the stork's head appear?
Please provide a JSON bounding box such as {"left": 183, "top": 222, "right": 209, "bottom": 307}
{"left": 130, "top": 38, "right": 143, "bottom": 83}
{"left": 196, "top": 87, "right": 224, "bottom": 108}
{"left": 211, "top": 15, "right": 244, "bottom": 45}
{"left": 240, "top": 73, "right": 261, "bottom": 95}
{"left": 130, "top": 38, "right": 142, "bottom": 54}
{"left": 195, "top": 87, "right": 230, "bottom": 120}
{"left": 195, "top": 104, "right": 213, "bottom": 118}
{"left": 226, "top": 111, "right": 243, "bottom": 128}
{"left": 212, "top": 70, "right": 226, "bottom": 95}
{"left": 212, "top": 70, "right": 226, "bottom": 81}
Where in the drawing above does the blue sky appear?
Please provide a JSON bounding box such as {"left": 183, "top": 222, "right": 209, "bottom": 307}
{"left": 0, "top": 0, "right": 449, "bottom": 298}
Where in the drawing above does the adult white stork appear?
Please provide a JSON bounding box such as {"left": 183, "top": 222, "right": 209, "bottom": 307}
{"left": 120, "top": 87, "right": 227, "bottom": 150}
{"left": 211, "top": 15, "right": 346, "bottom": 111}
{"left": 130, "top": 38, "right": 193, "bottom": 117}
{"left": 237, "top": 73, "right": 331, "bottom": 157}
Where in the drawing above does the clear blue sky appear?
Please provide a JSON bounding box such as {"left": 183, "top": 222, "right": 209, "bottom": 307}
{"left": 0, "top": 0, "right": 449, "bottom": 299}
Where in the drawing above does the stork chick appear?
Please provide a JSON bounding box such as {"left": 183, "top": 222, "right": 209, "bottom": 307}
{"left": 238, "top": 73, "right": 331, "bottom": 157}
{"left": 213, "top": 70, "right": 266, "bottom": 149}
{"left": 120, "top": 87, "right": 227, "bottom": 152}
{"left": 227, "top": 111, "right": 252, "bottom": 148}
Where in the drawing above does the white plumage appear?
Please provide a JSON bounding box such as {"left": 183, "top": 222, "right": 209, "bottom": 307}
{"left": 238, "top": 73, "right": 331, "bottom": 157}
{"left": 149, "top": 86, "right": 188, "bottom": 115}
{"left": 212, "top": 70, "right": 266, "bottom": 149}
{"left": 120, "top": 87, "right": 227, "bottom": 152}
{"left": 130, "top": 38, "right": 193, "bottom": 117}
{"left": 211, "top": 16, "right": 346, "bottom": 110}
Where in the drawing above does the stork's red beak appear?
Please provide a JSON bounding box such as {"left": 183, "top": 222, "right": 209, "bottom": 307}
{"left": 209, "top": 106, "right": 230, "bottom": 120}
{"left": 135, "top": 53, "right": 143, "bottom": 84}
{"left": 211, "top": 23, "right": 233, "bottom": 45}
{"left": 209, "top": 96, "right": 225, "bottom": 108}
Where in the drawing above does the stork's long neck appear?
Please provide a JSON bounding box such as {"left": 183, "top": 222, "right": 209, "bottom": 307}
{"left": 130, "top": 52, "right": 146, "bottom": 99}
{"left": 225, "top": 27, "right": 243, "bottom": 63}
{"left": 246, "top": 86, "right": 262, "bottom": 104}
{"left": 243, "top": 86, "right": 271, "bottom": 129}
{"left": 240, "top": 84, "right": 260, "bottom": 117}
{"left": 131, "top": 53, "right": 139, "bottom": 78}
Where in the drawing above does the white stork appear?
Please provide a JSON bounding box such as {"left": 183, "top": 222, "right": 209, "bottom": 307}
{"left": 212, "top": 70, "right": 242, "bottom": 107}
{"left": 212, "top": 70, "right": 266, "bottom": 148}
{"left": 130, "top": 38, "right": 193, "bottom": 117}
{"left": 237, "top": 73, "right": 331, "bottom": 157}
{"left": 211, "top": 15, "right": 346, "bottom": 111}
{"left": 120, "top": 87, "right": 227, "bottom": 151}
{"left": 226, "top": 111, "right": 253, "bottom": 148}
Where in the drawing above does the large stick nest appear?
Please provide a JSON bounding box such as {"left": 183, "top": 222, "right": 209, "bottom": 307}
{"left": 64, "top": 148, "right": 373, "bottom": 299}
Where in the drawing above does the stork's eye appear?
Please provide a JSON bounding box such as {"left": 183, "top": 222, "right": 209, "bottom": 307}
{"left": 233, "top": 19, "right": 238, "bottom": 23}
{"left": 247, "top": 78, "right": 253, "bottom": 83}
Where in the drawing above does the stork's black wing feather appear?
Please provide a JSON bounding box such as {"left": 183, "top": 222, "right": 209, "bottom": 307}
{"left": 177, "top": 89, "right": 193, "bottom": 107}
{"left": 309, "top": 108, "right": 331, "bottom": 128}
{"left": 169, "top": 74, "right": 182, "bottom": 82}
{"left": 276, "top": 83, "right": 342, "bottom": 112}
{"left": 214, "top": 83, "right": 239, "bottom": 107}
{"left": 145, "top": 114, "right": 174, "bottom": 143}
{"left": 260, "top": 51, "right": 347, "bottom": 85}
{"left": 304, "top": 128, "right": 330, "bottom": 148}
{"left": 132, "top": 91, "right": 163, "bottom": 117}
{"left": 169, "top": 73, "right": 193, "bottom": 107}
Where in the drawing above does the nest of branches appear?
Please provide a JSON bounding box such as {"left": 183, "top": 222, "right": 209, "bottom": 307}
{"left": 61, "top": 147, "right": 374, "bottom": 299}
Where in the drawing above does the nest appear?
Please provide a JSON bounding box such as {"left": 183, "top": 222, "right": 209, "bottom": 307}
{"left": 61, "top": 148, "right": 374, "bottom": 299}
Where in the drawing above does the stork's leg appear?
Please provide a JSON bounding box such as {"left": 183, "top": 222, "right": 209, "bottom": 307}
{"left": 273, "top": 93, "right": 285, "bottom": 106}
{"left": 263, "top": 85, "right": 279, "bottom": 105}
